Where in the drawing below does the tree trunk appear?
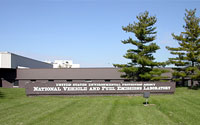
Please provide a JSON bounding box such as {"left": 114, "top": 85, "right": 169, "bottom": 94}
{"left": 190, "top": 79, "right": 194, "bottom": 88}
{"left": 191, "top": 61, "right": 194, "bottom": 88}
{"left": 182, "top": 78, "right": 185, "bottom": 87}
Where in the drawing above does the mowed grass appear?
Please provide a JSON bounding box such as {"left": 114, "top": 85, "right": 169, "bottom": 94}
{"left": 0, "top": 88, "right": 200, "bottom": 125}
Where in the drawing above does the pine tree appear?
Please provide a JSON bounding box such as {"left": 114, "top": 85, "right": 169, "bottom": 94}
{"left": 166, "top": 9, "right": 200, "bottom": 87}
{"left": 114, "top": 11, "right": 168, "bottom": 81}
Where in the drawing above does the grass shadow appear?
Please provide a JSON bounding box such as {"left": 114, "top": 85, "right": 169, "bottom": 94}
{"left": 143, "top": 102, "right": 149, "bottom": 104}
{"left": 190, "top": 86, "right": 200, "bottom": 90}
{"left": 0, "top": 91, "right": 5, "bottom": 98}
{"left": 176, "top": 86, "right": 200, "bottom": 90}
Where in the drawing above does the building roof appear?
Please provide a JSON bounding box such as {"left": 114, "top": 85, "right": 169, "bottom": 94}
{"left": 16, "top": 68, "right": 124, "bottom": 80}
{"left": 16, "top": 67, "right": 173, "bottom": 80}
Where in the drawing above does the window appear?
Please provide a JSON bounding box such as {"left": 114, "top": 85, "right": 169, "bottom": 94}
{"left": 30, "top": 80, "right": 36, "bottom": 82}
{"left": 66, "top": 80, "right": 72, "bottom": 82}
{"left": 105, "top": 80, "right": 111, "bottom": 82}
{"left": 85, "top": 79, "right": 92, "bottom": 82}
{"left": 14, "top": 80, "right": 19, "bottom": 86}
{"left": 48, "top": 80, "right": 54, "bottom": 82}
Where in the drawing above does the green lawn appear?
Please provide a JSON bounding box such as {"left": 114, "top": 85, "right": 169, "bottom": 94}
{"left": 0, "top": 88, "right": 200, "bottom": 125}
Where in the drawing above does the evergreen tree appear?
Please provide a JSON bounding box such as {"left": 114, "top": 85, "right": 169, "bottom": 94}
{"left": 166, "top": 9, "right": 200, "bottom": 87}
{"left": 114, "top": 11, "right": 168, "bottom": 81}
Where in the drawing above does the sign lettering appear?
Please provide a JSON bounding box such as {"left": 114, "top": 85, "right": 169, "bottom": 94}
{"left": 26, "top": 82, "right": 175, "bottom": 96}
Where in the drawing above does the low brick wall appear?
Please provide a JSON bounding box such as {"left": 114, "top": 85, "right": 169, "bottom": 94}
{"left": 2, "top": 80, "right": 13, "bottom": 88}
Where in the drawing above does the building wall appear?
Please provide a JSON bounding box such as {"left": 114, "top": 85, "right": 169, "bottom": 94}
{"left": 53, "top": 60, "right": 80, "bottom": 68}
{"left": 15, "top": 68, "right": 134, "bottom": 88}
{"left": 0, "top": 53, "right": 11, "bottom": 68}
{"left": 0, "top": 52, "right": 53, "bottom": 69}
{"left": 0, "top": 68, "right": 16, "bottom": 88}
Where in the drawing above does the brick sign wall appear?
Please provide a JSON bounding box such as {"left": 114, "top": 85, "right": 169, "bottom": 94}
{"left": 25, "top": 82, "right": 175, "bottom": 96}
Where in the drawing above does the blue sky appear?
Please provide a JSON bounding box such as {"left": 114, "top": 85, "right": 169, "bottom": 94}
{"left": 0, "top": 0, "right": 199, "bottom": 67}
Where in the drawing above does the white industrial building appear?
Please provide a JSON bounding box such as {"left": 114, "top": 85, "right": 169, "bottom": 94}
{"left": 53, "top": 60, "right": 80, "bottom": 68}
{"left": 0, "top": 52, "right": 80, "bottom": 69}
{"left": 0, "top": 52, "right": 53, "bottom": 69}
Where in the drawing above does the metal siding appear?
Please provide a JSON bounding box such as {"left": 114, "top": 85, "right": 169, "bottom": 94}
{"left": 17, "top": 68, "right": 124, "bottom": 80}
{"left": 11, "top": 53, "right": 52, "bottom": 69}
